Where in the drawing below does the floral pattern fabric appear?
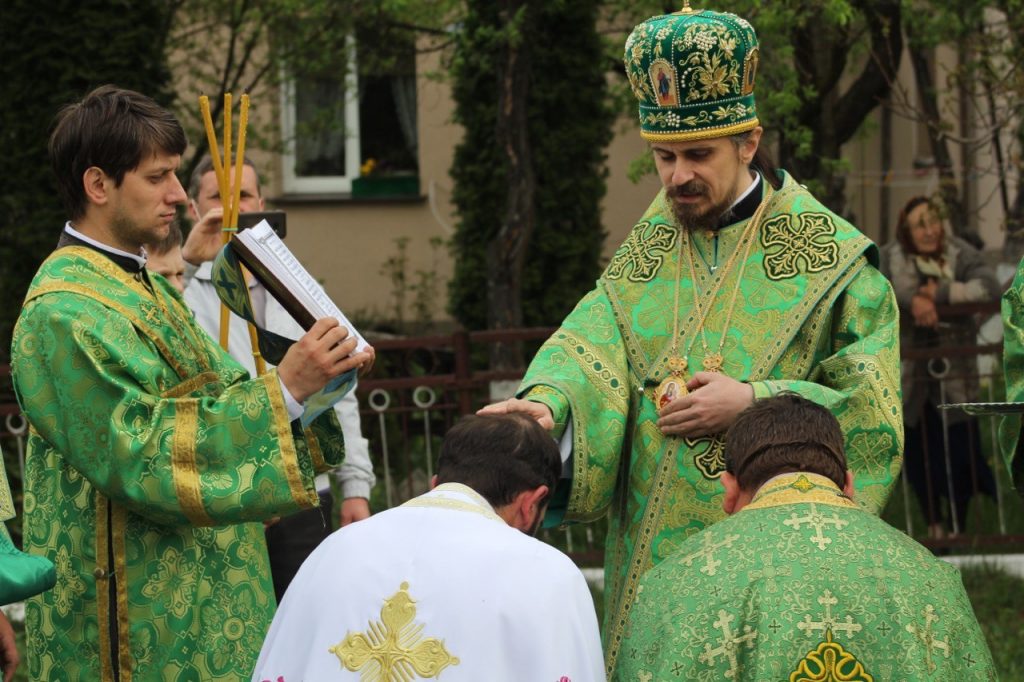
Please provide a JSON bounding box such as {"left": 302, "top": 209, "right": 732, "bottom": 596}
{"left": 519, "top": 173, "right": 903, "bottom": 675}
{"left": 613, "top": 473, "right": 995, "bottom": 681}
{"left": 11, "top": 246, "right": 345, "bottom": 680}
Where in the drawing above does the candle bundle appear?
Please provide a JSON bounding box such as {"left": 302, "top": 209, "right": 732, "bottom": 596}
{"left": 198, "top": 93, "right": 265, "bottom": 375}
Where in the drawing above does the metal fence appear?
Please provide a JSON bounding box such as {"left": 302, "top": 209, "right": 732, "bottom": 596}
{"left": 2, "top": 306, "right": 1021, "bottom": 564}
{"left": 890, "top": 301, "right": 1024, "bottom": 551}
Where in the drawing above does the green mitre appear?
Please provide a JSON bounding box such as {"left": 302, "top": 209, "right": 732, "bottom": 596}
{"left": 624, "top": 2, "right": 760, "bottom": 141}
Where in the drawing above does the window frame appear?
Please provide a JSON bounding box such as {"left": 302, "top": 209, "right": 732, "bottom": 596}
{"left": 279, "top": 37, "right": 362, "bottom": 195}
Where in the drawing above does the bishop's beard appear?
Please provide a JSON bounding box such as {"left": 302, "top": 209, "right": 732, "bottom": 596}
{"left": 667, "top": 180, "right": 736, "bottom": 232}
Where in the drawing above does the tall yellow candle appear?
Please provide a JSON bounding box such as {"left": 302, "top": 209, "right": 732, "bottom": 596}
{"left": 229, "top": 94, "right": 250, "bottom": 231}
{"left": 223, "top": 93, "right": 232, "bottom": 228}
{"left": 198, "top": 95, "right": 230, "bottom": 209}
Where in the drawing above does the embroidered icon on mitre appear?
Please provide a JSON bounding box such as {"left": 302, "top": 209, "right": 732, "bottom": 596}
{"left": 742, "top": 47, "right": 759, "bottom": 96}
{"left": 648, "top": 58, "right": 680, "bottom": 107}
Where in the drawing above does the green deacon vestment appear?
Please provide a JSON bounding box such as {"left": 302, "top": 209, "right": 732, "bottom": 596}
{"left": 11, "top": 245, "right": 346, "bottom": 681}
{"left": 614, "top": 472, "right": 995, "bottom": 681}
{"left": 519, "top": 173, "right": 903, "bottom": 673}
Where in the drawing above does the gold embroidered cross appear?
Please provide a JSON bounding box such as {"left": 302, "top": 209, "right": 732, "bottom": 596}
{"left": 760, "top": 212, "right": 839, "bottom": 280}
{"left": 782, "top": 502, "right": 848, "bottom": 550}
{"left": 697, "top": 609, "right": 757, "bottom": 677}
{"left": 604, "top": 221, "right": 678, "bottom": 282}
{"left": 856, "top": 554, "right": 901, "bottom": 595}
{"left": 330, "top": 582, "right": 459, "bottom": 681}
{"left": 745, "top": 554, "right": 791, "bottom": 593}
{"left": 905, "top": 604, "right": 950, "bottom": 673}
{"left": 797, "top": 589, "right": 862, "bottom": 640}
{"left": 679, "top": 531, "right": 740, "bottom": 577}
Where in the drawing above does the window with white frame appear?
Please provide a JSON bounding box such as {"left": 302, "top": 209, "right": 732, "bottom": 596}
{"left": 280, "top": 33, "right": 418, "bottom": 196}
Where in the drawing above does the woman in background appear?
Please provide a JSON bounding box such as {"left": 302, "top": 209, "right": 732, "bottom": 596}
{"left": 881, "top": 196, "right": 1001, "bottom": 538}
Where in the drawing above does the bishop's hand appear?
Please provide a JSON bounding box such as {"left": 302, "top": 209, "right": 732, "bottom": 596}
{"left": 657, "top": 371, "right": 754, "bottom": 437}
{"left": 477, "top": 398, "right": 555, "bottom": 431}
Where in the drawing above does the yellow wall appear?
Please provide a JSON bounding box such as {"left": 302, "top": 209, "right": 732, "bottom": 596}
{"left": 270, "top": 27, "right": 1014, "bottom": 327}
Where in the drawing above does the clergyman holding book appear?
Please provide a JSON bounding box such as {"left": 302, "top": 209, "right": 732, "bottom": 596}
{"left": 182, "top": 155, "right": 377, "bottom": 602}
{"left": 12, "top": 85, "right": 373, "bottom": 680}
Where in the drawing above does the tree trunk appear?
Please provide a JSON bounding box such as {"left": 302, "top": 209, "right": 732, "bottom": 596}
{"left": 906, "top": 43, "right": 974, "bottom": 243}
{"left": 782, "top": 0, "right": 902, "bottom": 217}
{"left": 487, "top": 0, "right": 534, "bottom": 370}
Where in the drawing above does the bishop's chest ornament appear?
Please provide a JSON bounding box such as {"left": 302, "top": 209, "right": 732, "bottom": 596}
{"left": 655, "top": 356, "right": 689, "bottom": 409}
{"left": 654, "top": 186, "right": 773, "bottom": 410}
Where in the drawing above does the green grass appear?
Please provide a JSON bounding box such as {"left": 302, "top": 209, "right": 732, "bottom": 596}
{"left": 960, "top": 564, "right": 1024, "bottom": 680}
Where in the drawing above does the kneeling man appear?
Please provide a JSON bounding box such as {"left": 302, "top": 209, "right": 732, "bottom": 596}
{"left": 253, "top": 414, "right": 604, "bottom": 681}
{"left": 615, "top": 394, "right": 994, "bottom": 681}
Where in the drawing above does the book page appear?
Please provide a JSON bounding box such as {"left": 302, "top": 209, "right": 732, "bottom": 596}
{"left": 237, "top": 221, "right": 369, "bottom": 351}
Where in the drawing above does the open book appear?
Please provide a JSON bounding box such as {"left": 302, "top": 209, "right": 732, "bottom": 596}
{"left": 231, "top": 220, "right": 369, "bottom": 352}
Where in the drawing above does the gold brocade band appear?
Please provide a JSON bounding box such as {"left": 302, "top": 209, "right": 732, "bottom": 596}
{"left": 162, "top": 372, "right": 221, "bottom": 400}
{"left": 95, "top": 496, "right": 113, "bottom": 682}
{"left": 604, "top": 438, "right": 683, "bottom": 676}
{"left": 171, "top": 399, "right": 215, "bottom": 527}
{"left": 266, "top": 373, "right": 317, "bottom": 508}
{"left": 303, "top": 427, "right": 327, "bottom": 472}
{"left": 113, "top": 504, "right": 131, "bottom": 682}
{"left": 27, "top": 248, "right": 193, "bottom": 380}
{"left": 640, "top": 117, "right": 759, "bottom": 142}
{"left": 401, "top": 484, "right": 505, "bottom": 523}
{"left": 744, "top": 472, "right": 859, "bottom": 511}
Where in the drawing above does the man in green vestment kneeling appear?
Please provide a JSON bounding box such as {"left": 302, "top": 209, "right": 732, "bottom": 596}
{"left": 614, "top": 394, "right": 994, "bottom": 681}
{"left": 480, "top": 4, "right": 902, "bottom": 673}
{"left": 11, "top": 86, "right": 373, "bottom": 680}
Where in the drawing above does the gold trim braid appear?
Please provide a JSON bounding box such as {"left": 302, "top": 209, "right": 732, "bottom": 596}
{"left": 95, "top": 496, "right": 113, "bottom": 682}
{"left": 266, "top": 373, "right": 316, "bottom": 508}
{"left": 303, "top": 427, "right": 327, "bottom": 472}
{"left": 161, "top": 372, "right": 221, "bottom": 399}
{"left": 171, "top": 399, "right": 215, "bottom": 526}
{"left": 744, "top": 473, "right": 858, "bottom": 511}
{"left": 113, "top": 503, "right": 132, "bottom": 682}
{"left": 640, "top": 117, "right": 759, "bottom": 142}
{"left": 604, "top": 439, "right": 682, "bottom": 676}
{"left": 24, "top": 280, "right": 192, "bottom": 381}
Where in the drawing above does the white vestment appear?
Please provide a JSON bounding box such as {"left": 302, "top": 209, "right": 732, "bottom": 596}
{"left": 184, "top": 262, "right": 374, "bottom": 497}
{"left": 251, "top": 483, "right": 604, "bottom": 681}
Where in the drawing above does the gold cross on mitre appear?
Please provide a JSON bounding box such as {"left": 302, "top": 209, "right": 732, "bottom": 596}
{"left": 198, "top": 92, "right": 266, "bottom": 375}
{"left": 678, "top": 0, "right": 697, "bottom": 14}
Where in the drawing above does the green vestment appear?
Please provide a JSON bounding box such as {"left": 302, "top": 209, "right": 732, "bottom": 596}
{"left": 518, "top": 173, "right": 903, "bottom": 672}
{"left": 614, "top": 472, "right": 995, "bottom": 681}
{"left": 11, "top": 246, "right": 345, "bottom": 681}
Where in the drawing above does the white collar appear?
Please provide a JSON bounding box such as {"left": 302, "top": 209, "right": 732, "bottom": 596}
{"left": 400, "top": 483, "right": 504, "bottom": 523}
{"left": 64, "top": 222, "right": 148, "bottom": 268}
{"left": 729, "top": 172, "right": 760, "bottom": 210}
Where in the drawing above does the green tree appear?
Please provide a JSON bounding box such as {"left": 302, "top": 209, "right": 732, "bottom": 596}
{"left": 607, "top": 0, "right": 903, "bottom": 215}
{"left": 0, "top": 0, "right": 176, "bottom": 359}
{"left": 448, "top": 0, "right": 614, "bottom": 361}
{"left": 166, "top": 0, "right": 458, "bottom": 181}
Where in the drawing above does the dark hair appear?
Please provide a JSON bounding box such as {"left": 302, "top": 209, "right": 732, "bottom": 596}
{"left": 895, "top": 195, "right": 943, "bottom": 256}
{"left": 49, "top": 85, "right": 187, "bottom": 221}
{"left": 725, "top": 393, "right": 847, "bottom": 491}
{"left": 189, "top": 154, "right": 261, "bottom": 200}
{"left": 731, "top": 129, "right": 781, "bottom": 189}
{"left": 435, "top": 414, "right": 561, "bottom": 508}
{"left": 146, "top": 220, "right": 183, "bottom": 256}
